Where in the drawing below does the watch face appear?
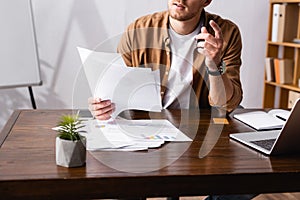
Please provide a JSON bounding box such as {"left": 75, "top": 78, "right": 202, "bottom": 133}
{"left": 220, "top": 61, "right": 226, "bottom": 74}
{"left": 206, "top": 61, "right": 226, "bottom": 76}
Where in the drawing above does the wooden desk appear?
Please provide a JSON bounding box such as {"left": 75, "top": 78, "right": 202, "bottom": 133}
{"left": 1, "top": 109, "right": 300, "bottom": 199}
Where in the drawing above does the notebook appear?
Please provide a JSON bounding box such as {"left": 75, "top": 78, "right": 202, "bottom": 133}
{"left": 233, "top": 109, "right": 290, "bottom": 130}
{"left": 230, "top": 98, "right": 300, "bottom": 155}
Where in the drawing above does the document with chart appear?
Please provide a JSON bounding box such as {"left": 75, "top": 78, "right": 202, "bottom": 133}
{"left": 81, "top": 118, "right": 192, "bottom": 151}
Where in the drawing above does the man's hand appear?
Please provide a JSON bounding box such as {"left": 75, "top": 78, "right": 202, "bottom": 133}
{"left": 88, "top": 97, "right": 115, "bottom": 120}
{"left": 195, "top": 20, "right": 223, "bottom": 70}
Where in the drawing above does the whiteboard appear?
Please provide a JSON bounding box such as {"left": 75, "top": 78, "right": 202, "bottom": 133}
{"left": 0, "top": 0, "right": 41, "bottom": 89}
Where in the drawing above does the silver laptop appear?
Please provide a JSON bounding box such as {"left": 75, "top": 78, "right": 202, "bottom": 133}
{"left": 230, "top": 98, "right": 300, "bottom": 155}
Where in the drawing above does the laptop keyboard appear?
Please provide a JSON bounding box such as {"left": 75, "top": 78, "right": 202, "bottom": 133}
{"left": 250, "top": 139, "right": 276, "bottom": 151}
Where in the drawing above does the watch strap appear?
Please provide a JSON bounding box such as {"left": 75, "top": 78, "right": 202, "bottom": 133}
{"left": 206, "top": 61, "right": 226, "bottom": 76}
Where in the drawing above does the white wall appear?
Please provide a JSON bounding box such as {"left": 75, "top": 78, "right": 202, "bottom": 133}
{"left": 0, "top": 0, "right": 268, "bottom": 131}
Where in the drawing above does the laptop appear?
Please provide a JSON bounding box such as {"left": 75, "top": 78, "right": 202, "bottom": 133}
{"left": 229, "top": 98, "right": 300, "bottom": 155}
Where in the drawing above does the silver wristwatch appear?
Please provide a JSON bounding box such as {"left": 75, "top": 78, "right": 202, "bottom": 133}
{"left": 206, "top": 60, "right": 226, "bottom": 76}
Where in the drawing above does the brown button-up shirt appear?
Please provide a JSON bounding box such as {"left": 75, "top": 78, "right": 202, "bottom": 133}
{"left": 117, "top": 10, "right": 243, "bottom": 112}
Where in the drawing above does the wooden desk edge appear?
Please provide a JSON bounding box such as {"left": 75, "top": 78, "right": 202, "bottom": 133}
{"left": 0, "top": 110, "right": 21, "bottom": 147}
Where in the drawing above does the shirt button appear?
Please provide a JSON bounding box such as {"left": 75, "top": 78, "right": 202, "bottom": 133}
{"left": 165, "top": 71, "right": 169, "bottom": 75}
{"left": 161, "top": 91, "right": 164, "bottom": 95}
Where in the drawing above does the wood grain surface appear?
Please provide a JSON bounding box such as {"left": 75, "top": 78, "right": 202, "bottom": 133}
{"left": 1, "top": 109, "right": 300, "bottom": 199}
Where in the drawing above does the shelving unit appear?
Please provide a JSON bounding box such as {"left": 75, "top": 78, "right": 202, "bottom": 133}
{"left": 263, "top": 0, "right": 300, "bottom": 108}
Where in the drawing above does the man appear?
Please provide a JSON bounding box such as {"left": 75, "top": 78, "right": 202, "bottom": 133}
{"left": 88, "top": 0, "right": 242, "bottom": 120}
{"left": 89, "top": 1, "right": 256, "bottom": 199}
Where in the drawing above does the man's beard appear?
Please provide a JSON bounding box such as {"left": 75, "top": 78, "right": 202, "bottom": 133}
{"left": 169, "top": 10, "right": 199, "bottom": 21}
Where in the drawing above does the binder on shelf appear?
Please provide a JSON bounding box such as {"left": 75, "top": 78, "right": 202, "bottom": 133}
{"left": 265, "top": 57, "right": 275, "bottom": 82}
{"left": 279, "top": 59, "right": 293, "bottom": 84}
{"left": 271, "top": 3, "right": 298, "bottom": 42}
{"left": 274, "top": 58, "right": 294, "bottom": 84}
{"left": 274, "top": 58, "right": 281, "bottom": 83}
{"left": 271, "top": 4, "right": 282, "bottom": 42}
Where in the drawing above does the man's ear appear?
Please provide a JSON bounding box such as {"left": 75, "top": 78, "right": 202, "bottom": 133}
{"left": 204, "top": 0, "right": 212, "bottom": 7}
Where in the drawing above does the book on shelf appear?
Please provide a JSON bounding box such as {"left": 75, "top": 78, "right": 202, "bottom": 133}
{"left": 274, "top": 58, "right": 294, "bottom": 84}
{"left": 233, "top": 109, "right": 290, "bottom": 130}
{"left": 265, "top": 57, "right": 275, "bottom": 82}
{"left": 271, "top": 3, "right": 298, "bottom": 43}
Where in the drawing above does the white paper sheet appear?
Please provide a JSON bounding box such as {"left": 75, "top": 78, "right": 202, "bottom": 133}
{"left": 81, "top": 118, "right": 192, "bottom": 151}
{"left": 82, "top": 119, "right": 135, "bottom": 150}
{"left": 113, "top": 119, "right": 192, "bottom": 142}
{"left": 77, "top": 47, "right": 162, "bottom": 118}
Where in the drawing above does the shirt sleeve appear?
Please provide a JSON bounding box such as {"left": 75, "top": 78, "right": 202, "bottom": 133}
{"left": 117, "top": 23, "right": 135, "bottom": 67}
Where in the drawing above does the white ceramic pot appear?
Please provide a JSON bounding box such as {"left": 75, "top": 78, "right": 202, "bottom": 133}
{"left": 55, "top": 136, "right": 86, "bottom": 167}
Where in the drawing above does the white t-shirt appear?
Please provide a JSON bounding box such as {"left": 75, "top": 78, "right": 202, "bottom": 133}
{"left": 163, "top": 25, "right": 201, "bottom": 109}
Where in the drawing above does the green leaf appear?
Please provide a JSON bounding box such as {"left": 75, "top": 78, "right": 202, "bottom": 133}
{"left": 55, "top": 114, "right": 84, "bottom": 141}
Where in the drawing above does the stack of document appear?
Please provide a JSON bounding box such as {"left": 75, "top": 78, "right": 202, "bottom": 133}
{"left": 81, "top": 118, "right": 192, "bottom": 151}
{"left": 77, "top": 47, "right": 162, "bottom": 118}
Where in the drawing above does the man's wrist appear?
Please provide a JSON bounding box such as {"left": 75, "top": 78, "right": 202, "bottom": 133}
{"left": 206, "top": 60, "right": 226, "bottom": 76}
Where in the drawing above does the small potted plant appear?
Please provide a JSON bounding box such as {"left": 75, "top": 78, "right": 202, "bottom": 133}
{"left": 53, "top": 114, "right": 86, "bottom": 167}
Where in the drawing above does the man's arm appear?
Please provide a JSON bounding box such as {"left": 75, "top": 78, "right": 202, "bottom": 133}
{"left": 196, "top": 20, "right": 242, "bottom": 112}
